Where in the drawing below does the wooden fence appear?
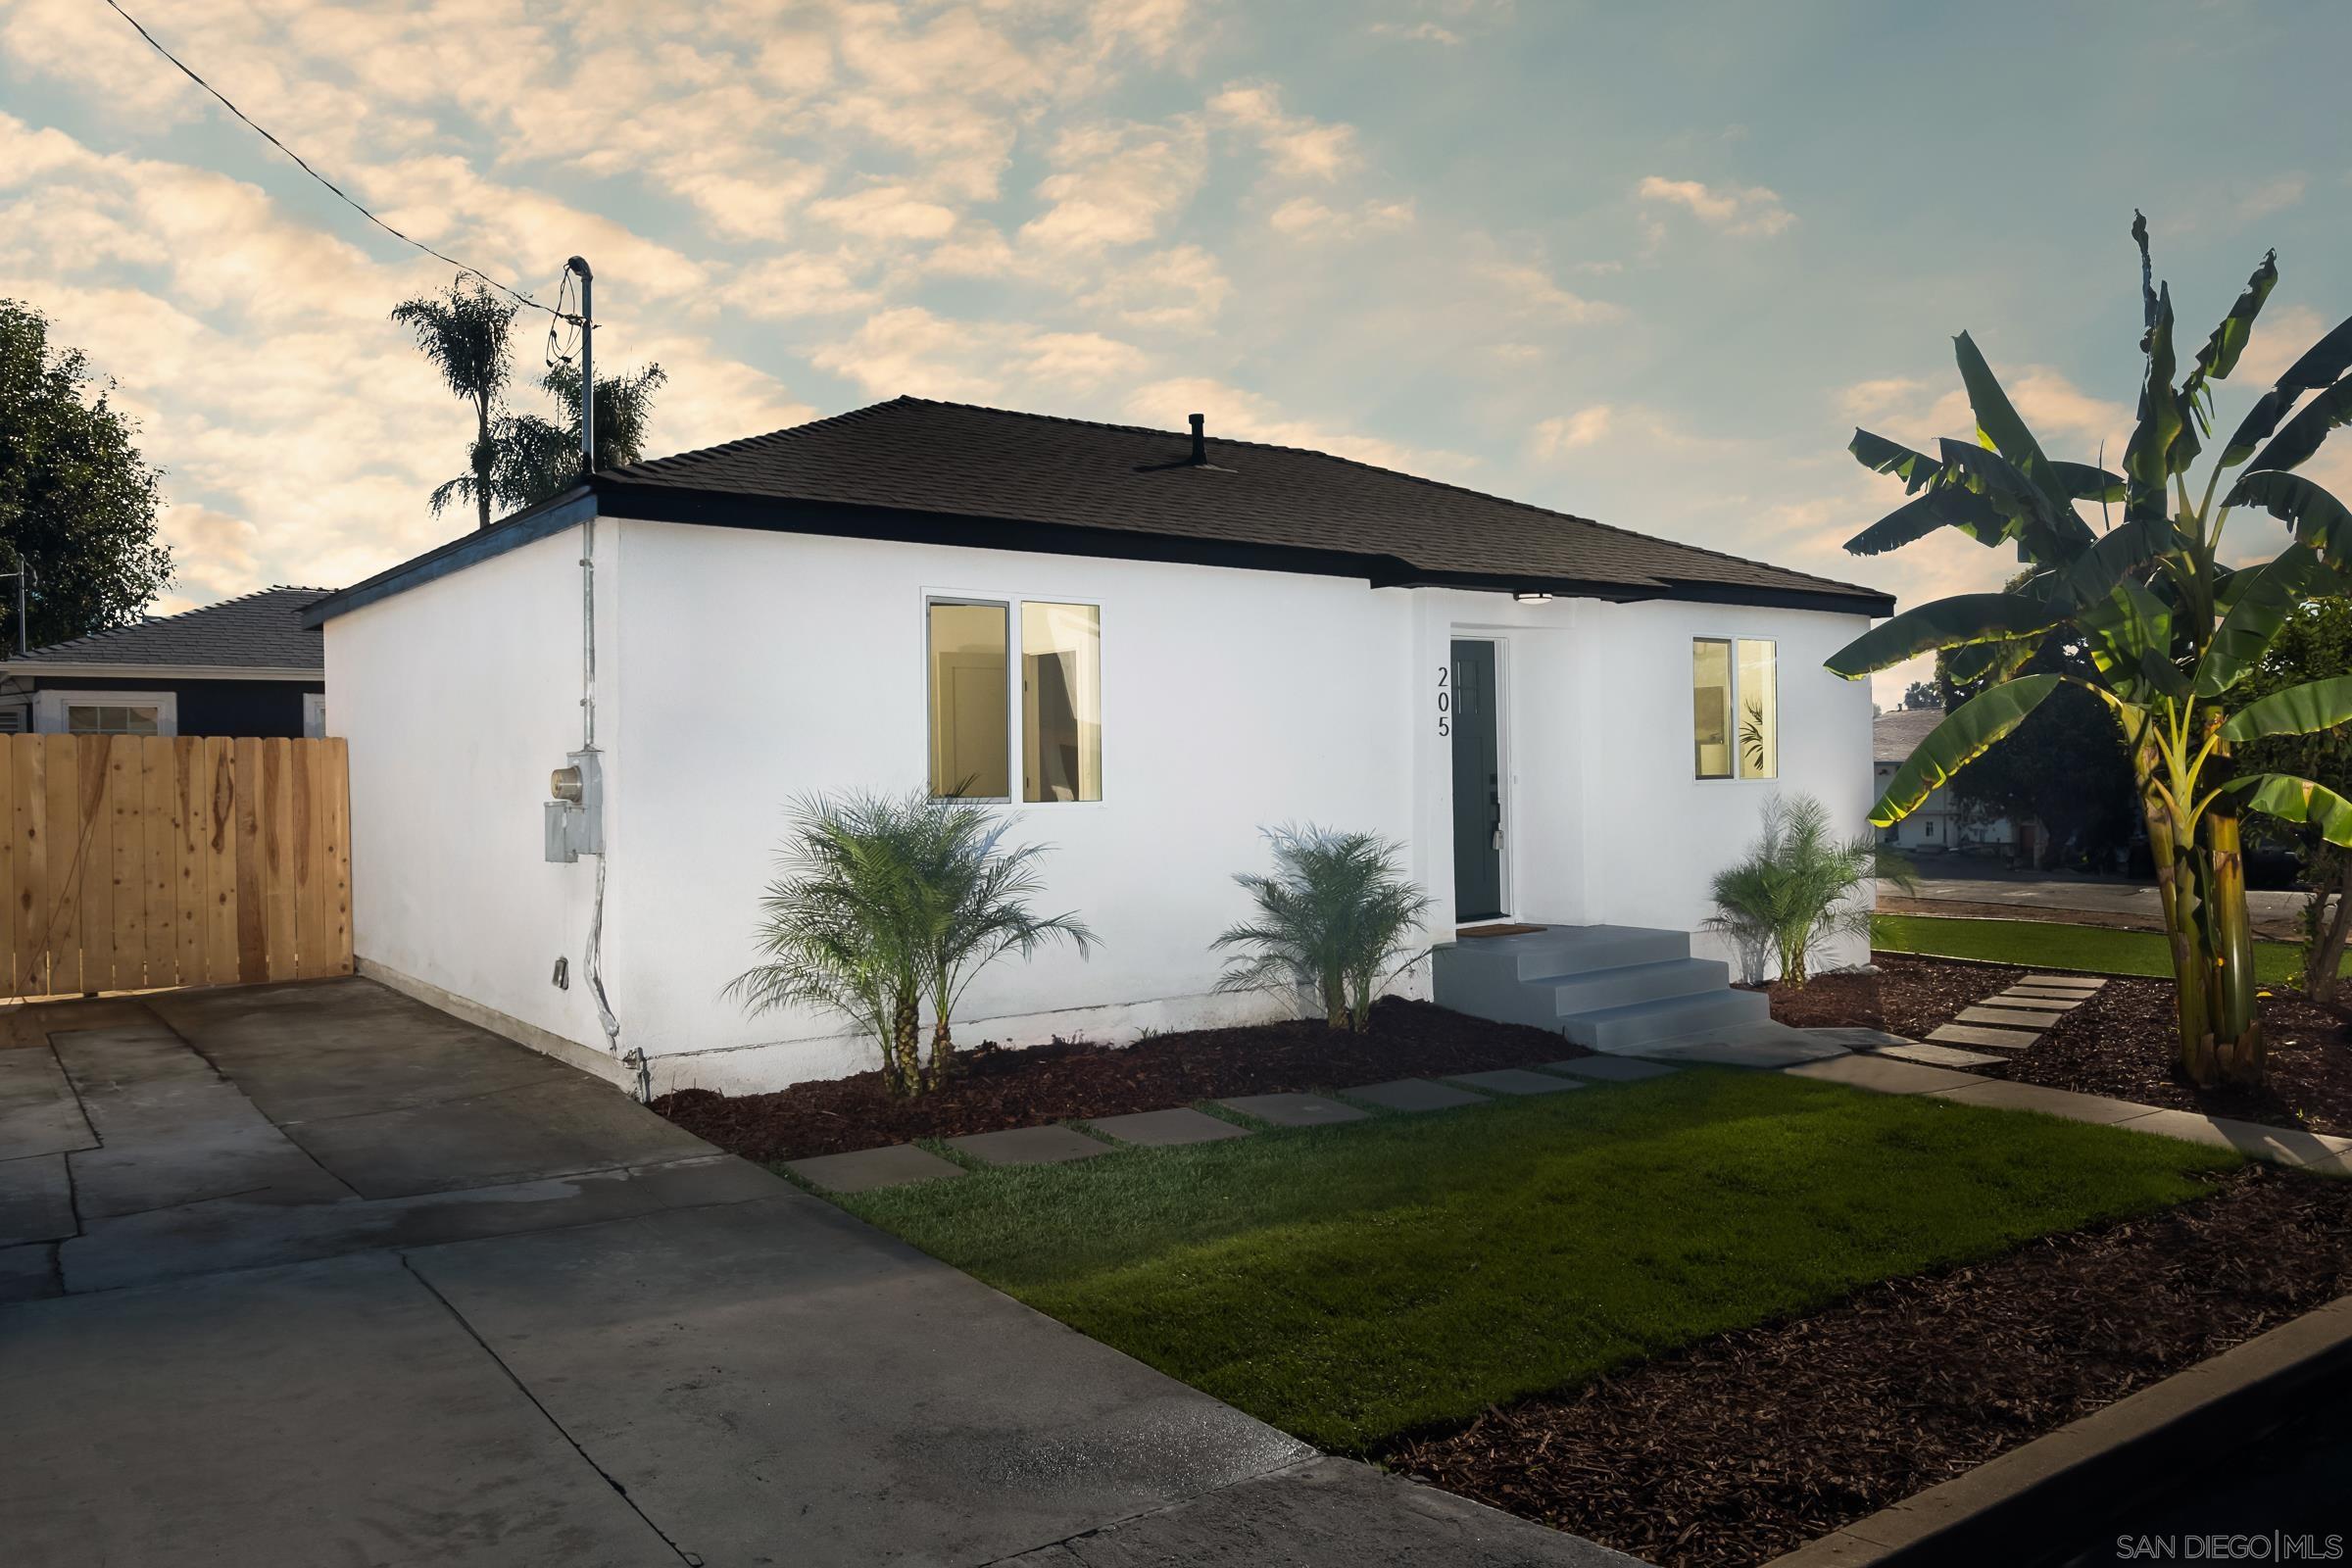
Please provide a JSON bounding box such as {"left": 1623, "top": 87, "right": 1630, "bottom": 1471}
{"left": 0, "top": 734, "right": 351, "bottom": 998}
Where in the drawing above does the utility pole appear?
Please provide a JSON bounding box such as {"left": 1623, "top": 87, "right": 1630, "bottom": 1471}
{"left": 565, "top": 256, "right": 594, "bottom": 477}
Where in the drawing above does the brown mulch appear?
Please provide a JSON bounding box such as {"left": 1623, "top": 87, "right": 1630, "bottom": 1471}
{"left": 1388, "top": 1165, "right": 2352, "bottom": 1568}
{"left": 1751, "top": 954, "right": 2352, "bottom": 1138}
{"left": 653, "top": 998, "right": 1590, "bottom": 1162}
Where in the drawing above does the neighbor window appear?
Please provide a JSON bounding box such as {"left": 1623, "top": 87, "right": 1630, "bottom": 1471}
{"left": 1691, "top": 637, "right": 1776, "bottom": 780}
{"left": 1021, "top": 602, "right": 1102, "bottom": 803}
{"left": 927, "top": 597, "right": 1102, "bottom": 803}
{"left": 928, "top": 601, "right": 1010, "bottom": 798}
{"left": 35, "top": 690, "right": 177, "bottom": 737}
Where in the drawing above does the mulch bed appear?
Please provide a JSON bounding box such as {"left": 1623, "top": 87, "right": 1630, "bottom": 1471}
{"left": 654, "top": 999, "right": 1590, "bottom": 1162}
{"left": 1752, "top": 954, "right": 2352, "bottom": 1138}
{"left": 1389, "top": 1164, "right": 2352, "bottom": 1568}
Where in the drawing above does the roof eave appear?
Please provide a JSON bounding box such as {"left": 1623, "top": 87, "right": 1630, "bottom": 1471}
{"left": 0, "top": 662, "right": 323, "bottom": 681}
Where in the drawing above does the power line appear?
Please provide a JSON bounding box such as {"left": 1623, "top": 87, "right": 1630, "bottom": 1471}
{"left": 100, "top": 0, "right": 576, "bottom": 321}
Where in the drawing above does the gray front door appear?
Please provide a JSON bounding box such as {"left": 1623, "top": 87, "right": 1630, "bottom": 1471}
{"left": 1449, "top": 639, "right": 1503, "bottom": 920}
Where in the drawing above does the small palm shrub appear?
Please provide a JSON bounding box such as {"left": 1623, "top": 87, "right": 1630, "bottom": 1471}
{"left": 726, "top": 789, "right": 1093, "bottom": 1096}
{"left": 1212, "top": 825, "right": 1435, "bottom": 1031}
{"left": 1703, "top": 793, "right": 1911, "bottom": 988}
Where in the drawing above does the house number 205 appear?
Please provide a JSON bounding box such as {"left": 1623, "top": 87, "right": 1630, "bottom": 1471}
{"left": 1436, "top": 664, "right": 1450, "bottom": 736}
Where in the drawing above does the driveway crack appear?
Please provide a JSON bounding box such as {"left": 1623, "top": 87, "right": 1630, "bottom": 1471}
{"left": 397, "top": 1253, "right": 703, "bottom": 1567}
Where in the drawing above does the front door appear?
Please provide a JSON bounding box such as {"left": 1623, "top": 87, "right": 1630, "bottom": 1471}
{"left": 1449, "top": 638, "right": 1504, "bottom": 920}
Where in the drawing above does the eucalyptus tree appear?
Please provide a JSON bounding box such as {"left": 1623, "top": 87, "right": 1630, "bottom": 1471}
{"left": 1827, "top": 216, "right": 2352, "bottom": 1086}
{"left": 389, "top": 274, "right": 518, "bottom": 531}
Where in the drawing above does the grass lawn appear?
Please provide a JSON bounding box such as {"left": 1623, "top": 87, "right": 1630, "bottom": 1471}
{"left": 841, "top": 1071, "right": 2237, "bottom": 1452}
{"left": 1872, "top": 911, "right": 2338, "bottom": 984}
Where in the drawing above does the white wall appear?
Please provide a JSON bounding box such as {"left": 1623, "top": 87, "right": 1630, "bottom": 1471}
{"left": 604, "top": 518, "right": 1421, "bottom": 1092}
{"left": 324, "top": 522, "right": 625, "bottom": 1078}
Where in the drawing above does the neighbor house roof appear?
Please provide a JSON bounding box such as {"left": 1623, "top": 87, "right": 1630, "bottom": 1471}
{"left": 2, "top": 586, "right": 330, "bottom": 681}
{"left": 1874, "top": 708, "right": 1945, "bottom": 763}
{"left": 311, "top": 398, "right": 1894, "bottom": 624}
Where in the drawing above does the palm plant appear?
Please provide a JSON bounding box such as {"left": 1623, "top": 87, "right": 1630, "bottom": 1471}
{"left": 494, "top": 362, "right": 668, "bottom": 511}
{"left": 1826, "top": 214, "right": 2352, "bottom": 1085}
{"left": 725, "top": 789, "right": 1091, "bottom": 1096}
{"left": 389, "top": 275, "right": 517, "bottom": 531}
{"left": 1702, "top": 794, "right": 1906, "bottom": 988}
{"left": 1212, "top": 825, "right": 1434, "bottom": 1031}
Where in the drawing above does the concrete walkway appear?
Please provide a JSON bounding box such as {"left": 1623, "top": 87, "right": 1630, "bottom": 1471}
{"left": 0, "top": 979, "right": 1626, "bottom": 1568}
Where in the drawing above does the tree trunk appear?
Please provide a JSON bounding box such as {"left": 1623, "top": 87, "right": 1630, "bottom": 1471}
{"left": 2307, "top": 850, "right": 2352, "bottom": 1008}
{"left": 473, "top": 393, "right": 494, "bottom": 531}
{"left": 890, "top": 995, "right": 921, "bottom": 1097}
{"left": 927, "top": 1014, "right": 956, "bottom": 1090}
{"left": 2199, "top": 796, "right": 2265, "bottom": 1084}
{"left": 2135, "top": 732, "right": 2218, "bottom": 1083}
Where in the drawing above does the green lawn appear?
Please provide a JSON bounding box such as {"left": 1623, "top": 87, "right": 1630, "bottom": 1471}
{"left": 841, "top": 1071, "right": 2236, "bottom": 1452}
{"left": 1872, "top": 911, "right": 2337, "bottom": 983}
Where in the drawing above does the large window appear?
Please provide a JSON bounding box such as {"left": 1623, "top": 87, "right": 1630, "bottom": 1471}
{"left": 1691, "top": 637, "right": 1776, "bottom": 780}
{"left": 927, "top": 597, "right": 1102, "bottom": 803}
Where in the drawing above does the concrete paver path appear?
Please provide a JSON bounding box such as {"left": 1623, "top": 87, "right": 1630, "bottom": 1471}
{"left": 0, "top": 979, "right": 1617, "bottom": 1567}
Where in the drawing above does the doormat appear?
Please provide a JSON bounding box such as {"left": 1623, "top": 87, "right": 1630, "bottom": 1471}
{"left": 1457, "top": 923, "right": 1546, "bottom": 939}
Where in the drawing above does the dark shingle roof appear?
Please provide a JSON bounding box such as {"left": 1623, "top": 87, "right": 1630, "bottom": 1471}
{"left": 1875, "top": 708, "right": 1945, "bottom": 763}
{"left": 9, "top": 586, "right": 329, "bottom": 672}
{"left": 599, "top": 398, "right": 1891, "bottom": 613}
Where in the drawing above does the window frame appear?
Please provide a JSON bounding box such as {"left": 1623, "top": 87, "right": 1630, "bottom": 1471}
{"left": 921, "top": 589, "right": 1106, "bottom": 808}
{"left": 34, "top": 689, "right": 179, "bottom": 738}
{"left": 1690, "top": 635, "right": 1778, "bottom": 783}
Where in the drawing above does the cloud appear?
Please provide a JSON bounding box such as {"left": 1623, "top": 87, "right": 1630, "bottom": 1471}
{"left": 1370, "top": 22, "right": 1461, "bottom": 44}
{"left": 1019, "top": 119, "right": 1207, "bottom": 252}
{"left": 1637, "top": 175, "right": 1795, "bottom": 237}
{"left": 2235, "top": 173, "right": 2305, "bottom": 223}
{"left": 1208, "top": 81, "right": 1358, "bottom": 181}
{"left": 1078, "top": 244, "right": 1231, "bottom": 329}
{"left": 1118, "top": 377, "right": 1477, "bottom": 475}
{"left": 810, "top": 307, "right": 1146, "bottom": 403}
{"left": 1474, "top": 257, "right": 1622, "bottom": 324}
{"left": 1532, "top": 407, "right": 1613, "bottom": 455}
{"left": 807, "top": 182, "right": 962, "bottom": 243}
{"left": 1267, "top": 196, "right": 1415, "bottom": 241}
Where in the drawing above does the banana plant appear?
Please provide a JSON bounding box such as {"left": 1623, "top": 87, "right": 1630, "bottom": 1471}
{"left": 1827, "top": 214, "right": 2352, "bottom": 1087}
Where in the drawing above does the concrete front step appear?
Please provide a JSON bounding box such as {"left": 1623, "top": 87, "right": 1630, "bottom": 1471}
{"left": 1561, "top": 986, "right": 1774, "bottom": 1053}
{"left": 1436, "top": 923, "right": 1692, "bottom": 985}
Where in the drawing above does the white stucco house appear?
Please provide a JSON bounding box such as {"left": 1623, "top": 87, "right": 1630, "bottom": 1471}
{"left": 1872, "top": 709, "right": 2033, "bottom": 858}
{"left": 308, "top": 398, "right": 1891, "bottom": 1094}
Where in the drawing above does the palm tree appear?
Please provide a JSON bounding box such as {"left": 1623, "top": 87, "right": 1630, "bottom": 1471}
{"left": 1827, "top": 214, "right": 2352, "bottom": 1086}
{"left": 726, "top": 789, "right": 1091, "bottom": 1096}
{"left": 1703, "top": 794, "right": 1910, "bottom": 988}
{"left": 1212, "top": 825, "right": 1434, "bottom": 1031}
{"left": 494, "top": 362, "right": 668, "bottom": 512}
{"left": 389, "top": 275, "right": 517, "bottom": 531}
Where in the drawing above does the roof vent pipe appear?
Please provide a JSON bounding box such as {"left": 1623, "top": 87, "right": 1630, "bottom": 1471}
{"left": 1189, "top": 413, "right": 1206, "bottom": 466}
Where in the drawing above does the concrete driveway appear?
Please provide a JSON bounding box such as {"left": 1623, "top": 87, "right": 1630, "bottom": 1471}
{"left": 0, "top": 978, "right": 1628, "bottom": 1568}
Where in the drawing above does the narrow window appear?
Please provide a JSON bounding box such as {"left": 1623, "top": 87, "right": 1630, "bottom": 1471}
{"left": 1021, "top": 602, "right": 1101, "bottom": 803}
{"left": 1692, "top": 639, "right": 1734, "bottom": 778}
{"left": 928, "top": 601, "right": 1009, "bottom": 798}
{"left": 67, "top": 704, "right": 161, "bottom": 736}
{"left": 1736, "top": 638, "right": 1778, "bottom": 779}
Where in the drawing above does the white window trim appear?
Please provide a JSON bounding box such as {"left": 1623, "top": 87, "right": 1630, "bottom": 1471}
{"left": 303, "top": 692, "right": 328, "bottom": 739}
{"left": 1692, "top": 635, "right": 1778, "bottom": 783}
{"left": 33, "top": 689, "right": 179, "bottom": 737}
{"left": 922, "top": 588, "right": 1107, "bottom": 809}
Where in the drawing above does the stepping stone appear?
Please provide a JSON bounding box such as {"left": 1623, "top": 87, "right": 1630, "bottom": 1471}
{"left": 1957, "top": 1005, "right": 2060, "bottom": 1030}
{"left": 1342, "top": 1078, "right": 1486, "bottom": 1112}
{"left": 2021, "top": 974, "right": 2107, "bottom": 990}
{"left": 1874, "top": 1040, "right": 2006, "bottom": 1069}
{"left": 1450, "top": 1068, "right": 1586, "bottom": 1097}
{"left": 1929, "top": 1080, "right": 2157, "bottom": 1126}
{"left": 786, "top": 1144, "right": 964, "bottom": 1194}
{"left": 1216, "top": 1093, "right": 1369, "bottom": 1128}
{"left": 1086, "top": 1106, "right": 1250, "bottom": 1146}
{"left": 0, "top": 1154, "right": 74, "bottom": 1247}
{"left": 1542, "top": 1057, "right": 1677, "bottom": 1082}
{"left": 1644, "top": 1035, "right": 1848, "bottom": 1067}
{"left": 1928, "top": 1023, "right": 2040, "bottom": 1051}
{"left": 1788, "top": 1054, "right": 1985, "bottom": 1094}
{"left": 1801, "top": 1027, "right": 1917, "bottom": 1052}
{"left": 944, "top": 1125, "right": 1114, "bottom": 1166}
{"left": 1985, "top": 993, "right": 2081, "bottom": 1010}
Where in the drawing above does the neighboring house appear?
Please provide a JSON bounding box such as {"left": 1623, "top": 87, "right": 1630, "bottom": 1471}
{"left": 0, "top": 586, "right": 331, "bottom": 738}
{"left": 309, "top": 398, "right": 1891, "bottom": 1093}
{"left": 1872, "top": 708, "right": 2034, "bottom": 858}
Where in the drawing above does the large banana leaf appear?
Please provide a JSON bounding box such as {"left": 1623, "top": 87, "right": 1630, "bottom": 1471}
{"left": 2055, "top": 462, "right": 2128, "bottom": 503}
{"left": 2058, "top": 514, "right": 2182, "bottom": 602}
{"left": 2194, "top": 542, "right": 2321, "bottom": 697}
{"left": 2078, "top": 580, "right": 2183, "bottom": 702}
{"left": 1825, "top": 595, "right": 2067, "bottom": 679}
{"left": 1940, "top": 636, "right": 2041, "bottom": 687}
{"left": 2246, "top": 376, "right": 2352, "bottom": 475}
{"left": 2222, "top": 313, "right": 2352, "bottom": 466}
{"left": 1954, "top": 332, "right": 2075, "bottom": 509}
{"left": 2181, "top": 249, "right": 2278, "bottom": 402}
{"left": 1842, "top": 486, "right": 2009, "bottom": 556}
{"left": 2225, "top": 773, "right": 2352, "bottom": 848}
{"left": 2221, "top": 675, "right": 2352, "bottom": 742}
{"left": 1937, "top": 439, "right": 2094, "bottom": 559}
{"left": 1870, "top": 674, "right": 2061, "bottom": 826}
{"left": 2126, "top": 282, "right": 2190, "bottom": 506}
{"left": 2226, "top": 470, "right": 2351, "bottom": 565}
{"left": 1849, "top": 429, "right": 1947, "bottom": 492}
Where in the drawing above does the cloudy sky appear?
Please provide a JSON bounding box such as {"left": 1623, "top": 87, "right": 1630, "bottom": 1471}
{"left": 4, "top": 0, "right": 2347, "bottom": 703}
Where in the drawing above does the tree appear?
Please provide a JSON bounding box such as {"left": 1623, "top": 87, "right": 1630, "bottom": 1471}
{"left": 389, "top": 275, "right": 518, "bottom": 531}
{"left": 1828, "top": 215, "right": 2352, "bottom": 1088}
{"left": 492, "top": 361, "right": 667, "bottom": 513}
{"left": 0, "top": 301, "right": 173, "bottom": 648}
{"left": 1936, "top": 614, "right": 2139, "bottom": 870}
{"left": 2230, "top": 600, "right": 2352, "bottom": 1005}
{"left": 1901, "top": 680, "right": 1941, "bottom": 710}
